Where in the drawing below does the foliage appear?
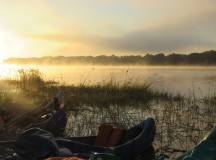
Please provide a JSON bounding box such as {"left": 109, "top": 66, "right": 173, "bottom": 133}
{"left": 3, "top": 69, "right": 216, "bottom": 159}
{"left": 4, "top": 50, "right": 216, "bottom": 65}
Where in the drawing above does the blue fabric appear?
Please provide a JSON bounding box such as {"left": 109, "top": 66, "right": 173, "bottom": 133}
{"left": 53, "top": 109, "right": 67, "bottom": 129}
{"left": 46, "top": 108, "right": 67, "bottom": 137}
{"left": 15, "top": 118, "right": 155, "bottom": 160}
{"left": 15, "top": 128, "right": 72, "bottom": 160}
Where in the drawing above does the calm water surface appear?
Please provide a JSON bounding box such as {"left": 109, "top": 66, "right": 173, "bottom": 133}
{"left": 1, "top": 64, "right": 216, "bottom": 97}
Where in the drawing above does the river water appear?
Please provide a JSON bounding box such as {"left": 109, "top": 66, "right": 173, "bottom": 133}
{"left": 1, "top": 64, "right": 216, "bottom": 97}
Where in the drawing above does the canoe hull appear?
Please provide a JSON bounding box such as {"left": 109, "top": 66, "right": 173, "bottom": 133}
{"left": 56, "top": 118, "right": 156, "bottom": 160}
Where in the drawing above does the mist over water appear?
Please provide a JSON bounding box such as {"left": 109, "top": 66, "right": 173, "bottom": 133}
{"left": 1, "top": 64, "right": 216, "bottom": 97}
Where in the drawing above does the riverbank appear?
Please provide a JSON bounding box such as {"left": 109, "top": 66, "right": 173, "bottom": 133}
{"left": 0, "top": 69, "right": 216, "bottom": 158}
{"left": 1, "top": 64, "right": 216, "bottom": 97}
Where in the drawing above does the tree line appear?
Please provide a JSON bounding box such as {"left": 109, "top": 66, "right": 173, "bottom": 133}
{"left": 4, "top": 50, "right": 216, "bottom": 65}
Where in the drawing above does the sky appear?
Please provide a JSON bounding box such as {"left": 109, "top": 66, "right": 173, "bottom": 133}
{"left": 0, "top": 0, "right": 216, "bottom": 60}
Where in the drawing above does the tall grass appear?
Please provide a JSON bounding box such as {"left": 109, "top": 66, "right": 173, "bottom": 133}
{"left": 64, "top": 96, "right": 216, "bottom": 159}
{"left": 0, "top": 86, "right": 36, "bottom": 123}
{"left": 2, "top": 69, "right": 216, "bottom": 159}
{"left": 5, "top": 69, "right": 172, "bottom": 109}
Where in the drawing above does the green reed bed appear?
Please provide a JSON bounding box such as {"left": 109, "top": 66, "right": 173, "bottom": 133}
{"left": 2, "top": 69, "right": 216, "bottom": 159}
{"left": 64, "top": 97, "right": 216, "bottom": 159}
{"left": 5, "top": 69, "right": 172, "bottom": 109}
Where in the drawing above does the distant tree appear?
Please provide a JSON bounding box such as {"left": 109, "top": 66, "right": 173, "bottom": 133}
{"left": 4, "top": 50, "right": 216, "bottom": 66}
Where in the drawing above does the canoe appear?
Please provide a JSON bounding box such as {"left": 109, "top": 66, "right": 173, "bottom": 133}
{"left": 55, "top": 118, "right": 156, "bottom": 160}
{"left": 14, "top": 118, "right": 155, "bottom": 160}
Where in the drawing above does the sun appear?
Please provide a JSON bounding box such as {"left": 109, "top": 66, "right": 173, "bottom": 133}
{"left": 0, "top": 30, "right": 25, "bottom": 63}
{"left": 0, "top": 54, "right": 5, "bottom": 63}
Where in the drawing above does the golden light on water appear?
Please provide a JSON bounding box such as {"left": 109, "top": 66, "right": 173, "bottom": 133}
{"left": 0, "top": 64, "right": 27, "bottom": 79}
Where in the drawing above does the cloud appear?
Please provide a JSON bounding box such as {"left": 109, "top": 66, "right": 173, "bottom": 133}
{"left": 29, "top": 9, "right": 216, "bottom": 54}
{"left": 95, "top": 0, "right": 216, "bottom": 31}
{"left": 23, "top": 0, "right": 216, "bottom": 55}
{"left": 97, "top": 11, "right": 216, "bottom": 53}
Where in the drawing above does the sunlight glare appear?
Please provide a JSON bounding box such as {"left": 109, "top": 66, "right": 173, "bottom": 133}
{"left": 0, "top": 30, "right": 26, "bottom": 62}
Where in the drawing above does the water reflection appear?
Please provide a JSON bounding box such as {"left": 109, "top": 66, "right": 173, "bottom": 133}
{"left": 1, "top": 64, "right": 216, "bottom": 97}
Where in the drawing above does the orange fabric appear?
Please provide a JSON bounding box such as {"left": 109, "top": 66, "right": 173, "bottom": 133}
{"left": 107, "top": 128, "right": 125, "bottom": 147}
{"left": 95, "top": 124, "right": 113, "bottom": 146}
{"left": 46, "top": 157, "right": 85, "bottom": 160}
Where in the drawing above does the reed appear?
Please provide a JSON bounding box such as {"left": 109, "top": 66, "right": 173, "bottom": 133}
{"left": 5, "top": 69, "right": 173, "bottom": 108}
{"left": 1, "top": 69, "right": 216, "bottom": 159}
